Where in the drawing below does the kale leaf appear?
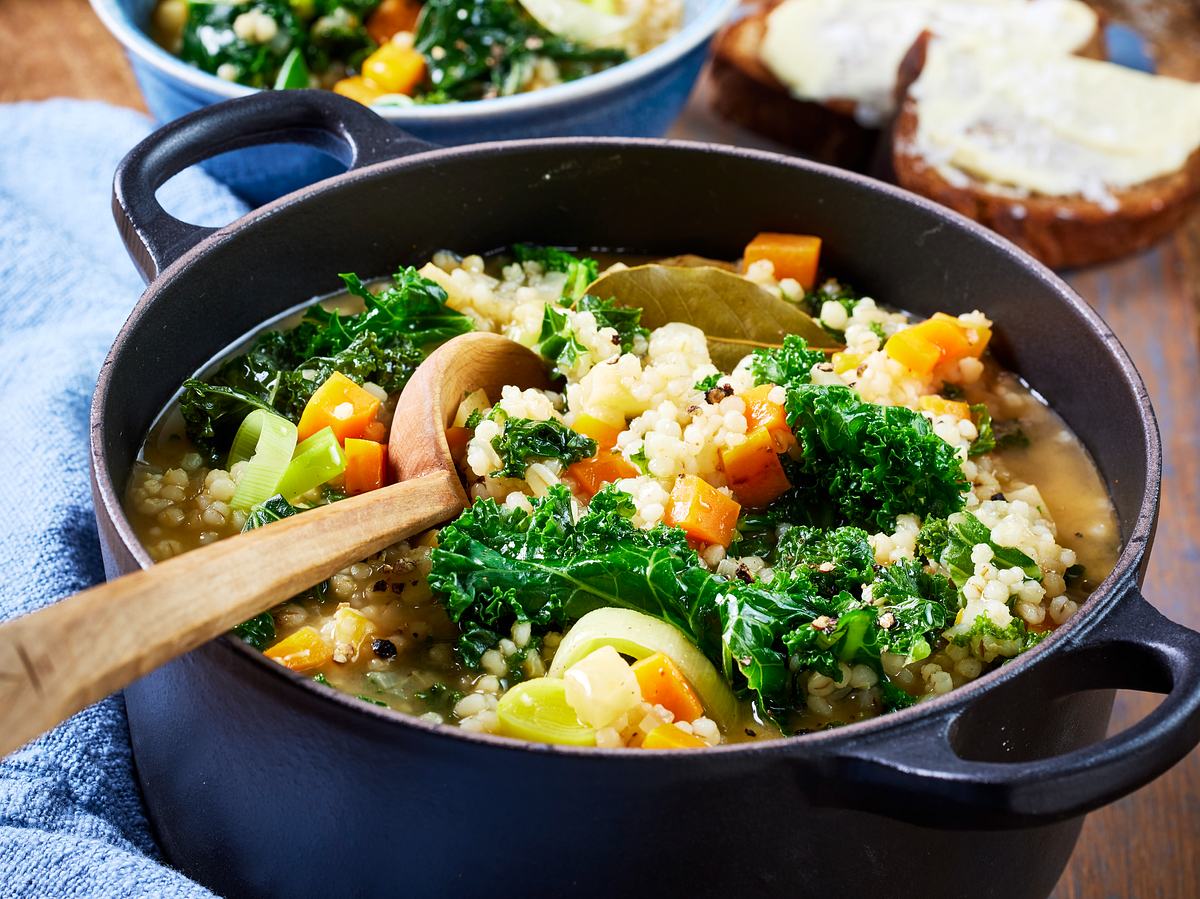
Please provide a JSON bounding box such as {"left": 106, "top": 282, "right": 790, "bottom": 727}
{"left": 774, "top": 526, "right": 875, "bottom": 596}
{"left": 782, "top": 384, "right": 969, "bottom": 531}
{"left": 750, "top": 335, "right": 825, "bottom": 389}
{"left": 180, "top": 267, "right": 467, "bottom": 460}
{"left": 179, "top": 381, "right": 277, "bottom": 463}
{"left": 575, "top": 295, "right": 647, "bottom": 351}
{"left": 870, "top": 559, "right": 957, "bottom": 662}
{"left": 490, "top": 418, "right": 597, "bottom": 478}
{"left": 416, "top": 0, "right": 626, "bottom": 103}
{"left": 180, "top": 1, "right": 306, "bottom": 88}
{"left": 968, "top": 403, "right": 995, "bottom": 457}
{"left": 233, "top": 612, "right": 276, "bottom": 651}
{"left": 513, "top": 244, "right": 599, "bottom": 299}
{"left": 534, "top": 303, "right": 591, "bottom": 377}
{"left": 338, "top": 268, "right": 474, "bottom": 347}
{"left": 927, "top": 511, "right": 1040, "bottom": 587}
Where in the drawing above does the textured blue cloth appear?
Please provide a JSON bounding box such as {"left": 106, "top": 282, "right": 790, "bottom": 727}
{"left": 0, "top": 100, "right": 248, "bottom": 898}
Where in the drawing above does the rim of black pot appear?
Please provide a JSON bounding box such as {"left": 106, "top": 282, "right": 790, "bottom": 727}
{"left": 92, "top": 135, "right": 1161, "bottom": 768}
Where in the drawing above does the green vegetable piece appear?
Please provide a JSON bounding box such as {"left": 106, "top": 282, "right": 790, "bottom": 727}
{"left": 273, "top": 47, "right": 311, "bottom": 89}
{"left": 180, "top": 380, "right": 277, "bottom": 463}
{"left": 749, "top": 335, "right": 825, "bottom": 390}
{"left": 241, "top": 494, "right": 302, "bottom": 532}
{"left": 227, "top": 409, "right": 299, "bottom": 510}
{"left": 233, "top": 612, "right": 276, "bottom": 651}
{"left": 968, "top": 403, "right": 995, "bottom": 457}
{"left": 496, "top": 678, "right": 597, "bottom": 746}
{"left": 415, "top": 0, "right": 626, "bottom": 103}
{"left": 490, "top": 418, "right": 597, "bottom": 479}
{"left": 547, "top": 607, "right": 739, "bottom": 728}
{"left": 783, "top": 384, "right": 969, "bottom": 531}
{"left": 934, "top": 511, "right": 1041, "bottom": 588}
{"left": 585, "top": 265, "right": 837, "bottom": 372}
{"left": 276, "top": 426, "right": 347, "bottom": 499}
{"left": 356, "top": 694, "right": 390, "bottom": 707}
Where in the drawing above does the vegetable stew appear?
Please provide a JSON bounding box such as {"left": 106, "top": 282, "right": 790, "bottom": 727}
{"left": 124, "top": 240, "right": 1119, "bottom": 747}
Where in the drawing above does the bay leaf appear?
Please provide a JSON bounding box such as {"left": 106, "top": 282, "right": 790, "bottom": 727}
{"left": 654, "top": 254, "right": 737, "bottom": 271}
{"left": 587, "top": 265, "right": 840, "bottom": 372}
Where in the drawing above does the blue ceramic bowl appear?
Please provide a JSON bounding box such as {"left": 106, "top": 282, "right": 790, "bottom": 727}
{"left": 91, "top": 0, "right": 736, "bottom": 204}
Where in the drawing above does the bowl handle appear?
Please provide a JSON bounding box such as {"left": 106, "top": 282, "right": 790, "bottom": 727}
{"left": 812, "top": 580, "right": 1200, "bottom": 828}
{"left": 112, "top": 90, "right": 432, "bottom": 282}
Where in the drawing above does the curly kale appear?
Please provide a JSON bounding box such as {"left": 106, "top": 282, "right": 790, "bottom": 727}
{"left": 750, "top": 335, "right": 825, "bottom": 389}
{"left": 489, "top": 418, "right": 597, "bottom": 479}
{"left": 775, "top": 526, "right": 875, "bottom": 596}
{"left": 968, "top": 403, "right": 995, "bottom": 457}
{"left": 180, "top": 266, "right": 469, "bottom": 461}
{"left": 428, "top": 486, "right": 965, "bottom": 724}
{"left": 920, "top": 511, "right": 1040, "bottom": 588}
{"left": 416, "top": 0, "right": 626, "bottom": 103}
{"left": 513, "top": 244, "right": 599, "bottom": 299}
{"left": 949, "top": 614, "right": 1046, "bottom": 658}
{"left": 233, "top": 613, "right": 276, "bottom": 651}
{"left": 180, "top": 1, "right": 376, "bottom": 89}
{"left": 534, "top": 297, "right": 647, "bottom": 376}
{"left": 782, "top": 384, "right": 969, "bottom": 531}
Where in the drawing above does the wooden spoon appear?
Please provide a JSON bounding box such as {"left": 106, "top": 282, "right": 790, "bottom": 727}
{"left": 0, "top": 332, "right": 552, "bottom": 757}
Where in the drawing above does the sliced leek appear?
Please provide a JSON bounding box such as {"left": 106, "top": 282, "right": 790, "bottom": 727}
{"left": 517, "top": 0, "right": 630, "bottom": 44}
{"left": 496, "top": 678, "right": 597, "bottom": 747}
{"left": 228, "top": 410, "right": 299, "bottom": 511}
{"left": 275, "top": 426, "right": 347, "bottom": 500}
{"left": 549, "top": 607, "right": 739, "bottom": 729}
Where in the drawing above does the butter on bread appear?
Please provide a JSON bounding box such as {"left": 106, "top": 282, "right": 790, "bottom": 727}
{"left": 892, "top": 33, "right": 1200, "bottom": 267}
{"left": 710, "top": 0, "right": 1104, "bottom": 170}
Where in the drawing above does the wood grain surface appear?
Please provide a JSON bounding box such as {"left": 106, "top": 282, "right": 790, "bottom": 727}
{"left": 2, "top": 0, "right": 1197, "bottom": 895}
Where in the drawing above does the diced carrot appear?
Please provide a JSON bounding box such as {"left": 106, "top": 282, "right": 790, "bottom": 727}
{"left": 363, "top": 420, "right": 388, "bottom": 443}
{"left": 366, "top": 0, "right": 422, "bottom": 43}
{"left": 361, "top": 41, "right": 425, "bottom": 95}
{"left": 743, "top": 233, "right": 822, "bottom": 289}
{"left": 884, "top": 328, "right": 942, "bottom": 376}
{"left": 569, "top": 450, "right": 639, "bottom": 497}
{"left": 912, "top": 318, "right": 972, "bottom": 362}
{"left": 264, "top": 626, "right": 331, "bottom": 672}
{"left": 664, "top": 475, "right": 741, "bottom": 547}
{"left": 572, "top": 413, "right": 623, "bottom": 451}
{"left": 631, "top": 653, "right": 705, "bottom": 723}
{"left": 333, "top": 75, "right": 384, "bottom": 106}
{"left": 918, "top": 396, "right": 971, "bottom": 419}
{"left": 345, "top": 438, "right": 386, "bottom": 495}
{"left": 719, "top": 428, "right": 792, "bottom": 509}
{"left": 445, "top": 426, "right": 472, "bottom": 467}
{"left": 932, "top": 312, "right": 991, "bottom": 359}
{"left": 740, "top": 384, "right": 790, "bottom": 441}
{"left": 642, "top": 722, "right": 708, "bottom": 750}
{"left": 887, "top": 313, "right": 991, "bottom": 375}
{"left": 297, "top": 372, "right": 382, "bottom": 443}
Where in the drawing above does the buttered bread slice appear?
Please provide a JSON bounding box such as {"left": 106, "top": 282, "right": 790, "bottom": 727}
{"left": 711, "top": 0, "right": 1103, "bottom": 170}
{"left": 893, "top": 35, "right": 1200, "bottom": 267}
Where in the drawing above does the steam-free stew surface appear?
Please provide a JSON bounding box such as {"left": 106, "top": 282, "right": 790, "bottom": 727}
{"left": 124, "top": 245, "right": 1119, "bottom": 746}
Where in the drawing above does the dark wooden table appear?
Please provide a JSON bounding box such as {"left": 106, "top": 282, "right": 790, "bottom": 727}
{"left": 3, "top": 0, "right": 1198, "bottom": 895}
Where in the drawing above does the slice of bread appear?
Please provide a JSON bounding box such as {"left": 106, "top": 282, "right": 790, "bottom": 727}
{"left": 709, "top": 10, "right": 880, "bottom": 171}
{"left": 892, "top": 34, "right": 1200, "bottom": 268}
{"left": 710, "top": 0, "right": 1105, "bottom": 172}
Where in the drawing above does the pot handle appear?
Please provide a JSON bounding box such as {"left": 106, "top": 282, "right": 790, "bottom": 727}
{"left": 818, "top": 583, "right": 1200, "bottom": 828}
{"left": 113, "top": 90, "right": 432, "bottom": 282}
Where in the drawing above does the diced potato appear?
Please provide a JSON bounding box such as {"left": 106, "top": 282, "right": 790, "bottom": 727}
{"left": 562, "top": 646, "right": 643, "bottom": 729}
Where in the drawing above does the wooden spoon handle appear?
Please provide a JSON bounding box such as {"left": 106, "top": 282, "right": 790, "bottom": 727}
{"left": 0, "top": 470, "right": 463, "bottom": 758}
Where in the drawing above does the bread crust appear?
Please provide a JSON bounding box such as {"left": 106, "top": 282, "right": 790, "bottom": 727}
{"left": 709, "top": 10, "right": 879, "bottom": 171}
{"left": 709, "top": 3, "right": 1106, "bottom": 176}
{"left": 891, "top": 34, "right": 1200, "bottom": 269}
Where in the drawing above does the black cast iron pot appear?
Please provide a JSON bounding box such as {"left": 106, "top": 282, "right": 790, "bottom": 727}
{"left": 91, "top": 91, "right": 1200, "bottom": 899}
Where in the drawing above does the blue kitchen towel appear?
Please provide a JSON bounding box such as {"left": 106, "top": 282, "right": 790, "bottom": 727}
{"left": 0, "top": 100, "right": 248, "bottom": 898}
